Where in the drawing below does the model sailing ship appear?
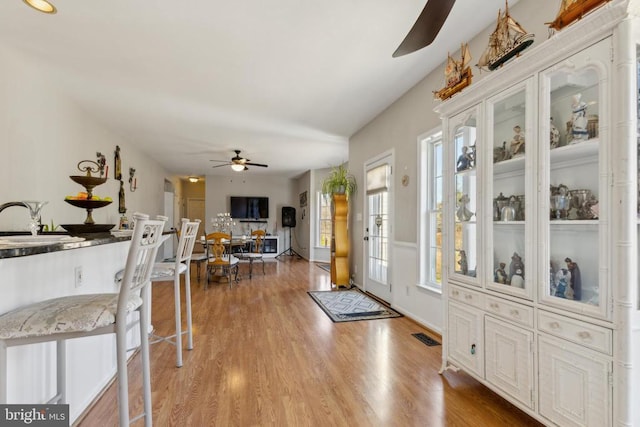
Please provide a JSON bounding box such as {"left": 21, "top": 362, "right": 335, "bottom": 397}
{"left": 476, "top": 1, "right": 534, "bottom": 71}
{"left": 434, "top": 43, "right": 472, "bottom": 101}
{"left": 547, "top": 0, "right": 612, "bottom": 31}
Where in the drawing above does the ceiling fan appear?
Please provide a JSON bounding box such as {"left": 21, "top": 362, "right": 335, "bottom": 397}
{"left": 209, "top": 150, "right": 269, "bottom": 172}
{"left": 392, "top": 0, "right": 456, "bottom": 58}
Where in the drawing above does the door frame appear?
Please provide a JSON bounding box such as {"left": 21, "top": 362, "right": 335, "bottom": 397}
{"left": 362, "top": 149, "right": 394, "bottom": 303}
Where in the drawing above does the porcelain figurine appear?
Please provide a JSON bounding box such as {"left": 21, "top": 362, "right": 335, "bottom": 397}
{"left": 554, "top": 268, "right": 571, "bottom": 298}
{"left": 549, "top": 262, "right": 557, "bottom": 296}
{"left": 569, "top": 93, "right": 589, "bottom": 143}
{"left": 456, "top": 146, "right": 473, "bottom": 171}
{"left": 458, "top": 250, "right": 469, "bottom": 275}
{"left": 495, "top": 262, "right": 508, "bottom": 284}
{"left": 509, "top": 125, "right": 525, "bottom": 157}
{"left": 511, "top": 268, "right": 525, "bottom": 289}
{"left": 456, "top": 194, "right": 474, "bottom": 221}
{"left": 565, "top": 257, "right": 582, "bottom": 301}
{"left": 509, "top": 252, "right": 524, "bottom": 284}
{"left": 550, "top": 117, "right": 560, "bottom": 148}
{"left": 494, "top": 141, "right": 510, "bottom": 163}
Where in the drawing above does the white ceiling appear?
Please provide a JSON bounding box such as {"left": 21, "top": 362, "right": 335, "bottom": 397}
{"left": 0, "top": 0, "right": 517, "bottom": 178}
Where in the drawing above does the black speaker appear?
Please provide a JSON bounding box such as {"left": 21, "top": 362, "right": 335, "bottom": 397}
{"left": 282, "top": 206, "right": 296, "bottom": 228}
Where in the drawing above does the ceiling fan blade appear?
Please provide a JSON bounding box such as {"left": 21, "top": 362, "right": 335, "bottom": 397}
{"left": 211, "top": 163, "right": 230, "bottom": 169}
{"left": 245, "top": 162, "right": 268, "bottom": 168}
{"left": 392, "top": 0, "right": 456, "bottom": 58}
{"left": 209, "top": 159, "right": 229, "bottom": 163}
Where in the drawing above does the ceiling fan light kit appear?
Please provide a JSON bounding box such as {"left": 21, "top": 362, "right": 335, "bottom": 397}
{"left": 210, "top": 150, "right": 269, "bottom": 172}
{"left": 23, "top": 0, "right": 57, "bottom": 14}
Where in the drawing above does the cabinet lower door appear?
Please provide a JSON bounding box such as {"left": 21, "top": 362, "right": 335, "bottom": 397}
{"left": 485, "top": 316, "right": 534, "bottom": 409}
{"left": 447, "top": 301, "right": 483, "bottom": 377}
{"left": 539, "top": 334, "right": 612, "bottom": 427}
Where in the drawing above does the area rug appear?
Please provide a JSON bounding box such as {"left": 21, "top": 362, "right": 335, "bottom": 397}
{"left": 308, "top": 289, "right": 402, "bottom": 322}
{"left": 316, "top": 263, "right": 331, "bottom": 273}
{"left": 412, "top": 332, "right": 440, "bottom": 346}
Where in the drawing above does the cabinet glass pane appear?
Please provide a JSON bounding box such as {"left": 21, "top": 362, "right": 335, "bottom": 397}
{"left": 546, "top": 66, "right": 600, "bottom": 307}
{"left": 453, "top": 116, "right": 478, "bottom": 279}
{"left": 491, "top": 89, "right": 526, "bottom": 291}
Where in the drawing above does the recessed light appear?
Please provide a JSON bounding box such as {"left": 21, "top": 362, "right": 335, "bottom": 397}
{"left": 188, "top": 177, "right": 199, "bottom": 183}
{"left": 23, "top": 0, "right": 57, "bottom": 14}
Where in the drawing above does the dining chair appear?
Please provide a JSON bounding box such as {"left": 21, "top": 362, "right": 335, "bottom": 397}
{"left": 0, "top": 213, "right": 166, "bottom": 427}
{"left": 149, "top": 218, "right": 200, "bottom": 368}
{"left": 235, "top": 229, "right": 266, "bottom": 279}
{"left": 205, "top": 232, "right": 239, "bottom": 289}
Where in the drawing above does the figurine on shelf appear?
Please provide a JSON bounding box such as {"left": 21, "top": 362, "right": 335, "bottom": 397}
{"left": 456, "top": 194, "right": 474, "bottom": 221}
{"left": 511, "top": 268, "right": 525, "bottom": 289}
{"left": 565, "top": 257, "right": 582, "bottom": 301}
{"left": 494, "top": 141, "right": 507, "bottom": 163}
{"left": 457, "top": 250, "right": 469, "bottom": 275}
{"left": 456, "top": 145, "right": 473, "bottom": 171}
{"left": 569, "top": 93, "right": 589, "bottom": 143}
{"left": 583, "top": 195, "right": 599, "bottom": 219}
{"left": 554, "top": 268, "right": 571, "bottom": 299}
{"left": 549, "top": 262, "right": 557, "bottom": 296}
{"left": 494, "top": 262, "right": 508, "bottom": 284}
{"left": 550, "top": 117, "right": 560, "bottom": 148}
{"left": 509, "top": 252, "right": 524, "bottom": 284}
{"left": 509, "top": 125, "right": 525, "bottom": 157}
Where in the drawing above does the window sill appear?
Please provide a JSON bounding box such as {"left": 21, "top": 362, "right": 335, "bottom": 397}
{"left": 417, "top": 283, "right": 442, "bottom": 295}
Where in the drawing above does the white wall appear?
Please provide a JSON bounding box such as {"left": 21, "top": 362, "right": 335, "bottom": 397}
{"left": 348, "top": 0, "right": 557, "bottom": 332}
{"left": 0, "top": 45, "right": 169, "bottom": 231}
{"left": 204, "top": 174, "right": 297, "bottom": 249}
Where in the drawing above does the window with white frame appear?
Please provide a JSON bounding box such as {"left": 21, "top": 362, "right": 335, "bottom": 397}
{"left": 317, "top": 192, "right": 331, "bottom": 248}
{"left": 419, "top": 129, "right": 443, "bottom": 291}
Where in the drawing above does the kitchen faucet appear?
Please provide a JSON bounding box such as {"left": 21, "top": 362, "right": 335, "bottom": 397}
{"left": 0, "top": 201, "right": 47, "bottom": 235}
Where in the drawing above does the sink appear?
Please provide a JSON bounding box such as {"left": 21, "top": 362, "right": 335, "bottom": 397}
{"left": 0, "top": 235, "right": 85, "bottom": 247}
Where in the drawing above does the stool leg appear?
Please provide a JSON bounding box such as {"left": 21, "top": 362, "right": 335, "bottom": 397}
{"left": 139, "top": 297, "right": 153, "bottom": 427}
{"left": 173, "top": 273, "right": 183, "bottom": 368}
{"left": 116, "top": 316, "right": 130, "bottom": 426}
{"left": 184, "top": 269, "right": 194, "bottom": 351}
{"left": 0, "top": 340, "right": 7, "bottom": 403}
{"left": 56, "top": 340, "right": 66, "bottom": 403}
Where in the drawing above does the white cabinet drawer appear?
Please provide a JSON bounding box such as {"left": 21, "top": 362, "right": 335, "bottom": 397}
{"left": 538, "top": 310, "right": 612, "bottom": 355}
{"left": 485, "top": 296, "right": 534, "bottom": 328}
{"left": 449, "top": 285, "right": 484, "bottom": 309}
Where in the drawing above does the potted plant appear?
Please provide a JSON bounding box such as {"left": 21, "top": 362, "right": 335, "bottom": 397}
{"left": 321, "top": 164, "right": 357, "bottom": 199}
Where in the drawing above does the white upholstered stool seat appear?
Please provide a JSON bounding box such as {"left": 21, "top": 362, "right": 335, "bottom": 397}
{"left": 0, "top": 293, "right": 141, "bottom": 340}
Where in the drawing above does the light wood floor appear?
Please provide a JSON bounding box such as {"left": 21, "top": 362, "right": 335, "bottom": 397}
{"left": 78, "top": 258, "right": 542, "bottom": 427}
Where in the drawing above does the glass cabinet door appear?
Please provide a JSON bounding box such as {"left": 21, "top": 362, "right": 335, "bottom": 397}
{"left": 539, "top": 38, "right": 610, "bottom": 319}
{"left": 450, "top": 108, "right": 480, "bottom": 286}
{"left": 486, "top": 80, "right": 534, "bottom": 299}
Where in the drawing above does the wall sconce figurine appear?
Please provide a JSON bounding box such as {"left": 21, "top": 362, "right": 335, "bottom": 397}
{"left": 96, "top": 152, "right": 107, "bottom": 178}
{"left": 129, "top": 167, "right": 137, "bottom": 192}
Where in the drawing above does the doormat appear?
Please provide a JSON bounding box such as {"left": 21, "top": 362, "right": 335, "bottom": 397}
{"left": 412, "top": 332, "right": 440, "bottom": 346}
{"left": 308, "top": 289, "right": 402, "bottom": 322}
{"left": 316, "top": 263, "right": 331, "bottom": 273}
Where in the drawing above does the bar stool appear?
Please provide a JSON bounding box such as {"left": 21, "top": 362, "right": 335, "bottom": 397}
{"left": 149, "top": 218, "right": 200, "bottom": 367}
{"left": 0, "top": 213, "right": 166, "bottom": 427}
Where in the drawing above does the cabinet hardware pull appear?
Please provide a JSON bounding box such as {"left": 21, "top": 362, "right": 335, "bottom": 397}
{"left": 452, "top": 290, "right": 459, "bottom": 296}
{"left": 465, "top": 294, "right": 472, "bottom": 300}
{"left": 549, "top": 322, "right": 560, "bottom": 329}
{"left": 510, "top": 309, "right": 519, "bottom": 316}
{"left": 490, "top": 303, "right": 499, "bottom": 309}
{"left": 578, "top": 331, "right": 592, "bottom": 340}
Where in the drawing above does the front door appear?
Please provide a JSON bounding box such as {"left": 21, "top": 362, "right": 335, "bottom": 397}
{"left": 364, "top": 153, "right": 393, "bottom": 303}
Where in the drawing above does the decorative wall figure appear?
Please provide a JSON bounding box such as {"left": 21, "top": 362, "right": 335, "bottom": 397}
{"left": 118, "top": 180, "right": 126, "bottom": 214}
{"left": 114, "top": 145, "right": 122, "bottom": 180}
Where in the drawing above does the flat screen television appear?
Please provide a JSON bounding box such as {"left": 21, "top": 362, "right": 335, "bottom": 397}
{"left": 230, "top": 196, "right": 269, "bottom": 220}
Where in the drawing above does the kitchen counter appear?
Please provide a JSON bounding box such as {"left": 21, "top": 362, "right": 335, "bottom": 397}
{"left": 0, "top": 230, "right": 174, "bottom": 259}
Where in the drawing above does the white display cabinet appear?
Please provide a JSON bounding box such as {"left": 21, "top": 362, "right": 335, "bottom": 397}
{"left": 436, "top": 2, "right": 640, "bottom": 426}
